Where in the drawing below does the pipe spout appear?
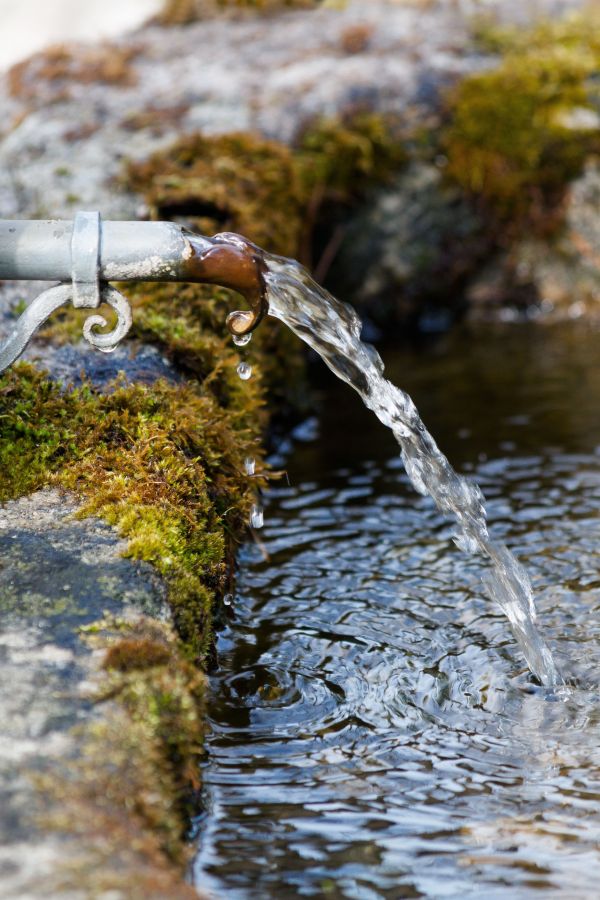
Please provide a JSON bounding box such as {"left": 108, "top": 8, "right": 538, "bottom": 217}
{"left": 0, "top": 214, "right": 270, "bottom": 374}
{"left": 179, "top": 230, "right": 268, "bottom": 337}
{"left": 0, "top": 217, "right": 268, "bottom": 339}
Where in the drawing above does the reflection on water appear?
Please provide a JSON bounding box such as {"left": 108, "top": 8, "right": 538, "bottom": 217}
{"left": 194, "top": 323, "right": 600, "bottom": 899}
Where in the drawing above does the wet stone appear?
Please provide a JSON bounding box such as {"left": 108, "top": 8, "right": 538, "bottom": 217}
{"left": 22, "top": 339, "right": 180, "bottom": 390}
{"left": 0, "top": 489, "right": 166, "bottom": 898}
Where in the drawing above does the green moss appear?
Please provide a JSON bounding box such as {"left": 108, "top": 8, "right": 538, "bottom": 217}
{"left": 40, "top": 617, "right": 206, "bottom": 897}
{"left": 297, "top": 112, "right": 405, "bottom": 200}
{"left": 443, "top": 12, "right": 600, "bottom": 228}
{"left": 0, "top": 363, "right": 264, "bottom": 659}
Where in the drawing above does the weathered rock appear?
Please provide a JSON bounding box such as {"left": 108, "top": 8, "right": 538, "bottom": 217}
{"left": 0, "top": 0, "right": 582, "bottom": 224}
{"left": 330, "top": 161, "right": 487, "bottom": 329}
{"left": 23, "top": 340, "right": 180, "bottom": 389}
{"left": 466, "top": 160, "right": 600, "bottom": 322}
{"left": 0, "top": 490, "right": 166, "bottom": 899}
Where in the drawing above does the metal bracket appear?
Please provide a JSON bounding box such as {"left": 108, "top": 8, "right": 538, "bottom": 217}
{"left": 0, "top": 211, "right": 132, "bottom": 374}
{"left": 71, "top": 210, "right": 101, "bottom": 309}
{"left": 0, "top": 212, "right": 269, "bottom": 376}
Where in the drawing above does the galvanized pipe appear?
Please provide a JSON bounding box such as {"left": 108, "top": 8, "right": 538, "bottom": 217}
{"left": 0, "top": 219, "right": 213, "bottom": 283}
{"left": 0, "top": 213, "right": 268, "bottom": 374}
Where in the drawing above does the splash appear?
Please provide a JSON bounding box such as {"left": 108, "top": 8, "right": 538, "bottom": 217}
{"left": 263, "top": 254, "right": 562, "bottom": 687}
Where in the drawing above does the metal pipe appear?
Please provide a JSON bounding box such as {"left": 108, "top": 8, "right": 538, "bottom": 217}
{"left": 0, "top": 213, "right": 269, "bottom": 374}
{"left": 0, "top": 219, "right": 213, "bottom": 283}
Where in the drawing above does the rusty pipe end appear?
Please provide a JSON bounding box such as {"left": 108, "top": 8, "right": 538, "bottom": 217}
{"left": 182, "top": 231, "right": 269, "bottom": 337}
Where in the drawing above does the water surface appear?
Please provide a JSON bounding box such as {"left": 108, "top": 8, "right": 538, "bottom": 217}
{"left": 195, "top": 322, "right": 600, "bottom": 899}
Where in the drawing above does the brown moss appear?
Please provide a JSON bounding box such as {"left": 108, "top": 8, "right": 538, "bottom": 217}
{"left": 339, "top": 23, "right": 374, "bottom": 54}
{"left": 121, "top": 104, "right": 191, "bottom": 137}
{"left": 8, "top": 43, "right": 140, "bottom": 104}
{"left": 103, "top": 637, "right": 173, "bottom": 671}
{"left": 126, "top": 131, "right": 304, "bottom": 256}
{"left": 156, "top": 0, "right": 318, "bottom": 26}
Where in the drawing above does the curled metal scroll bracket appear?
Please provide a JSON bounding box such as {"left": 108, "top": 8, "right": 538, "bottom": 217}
{"left": 82, "top": 286, "right": 133, "bottom": 354}
{"left": 0, "top": 283, "right": 133, "bottom": 375}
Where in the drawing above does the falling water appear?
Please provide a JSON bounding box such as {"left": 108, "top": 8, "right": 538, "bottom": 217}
{"left": 262, "top": 254, "right": 562, "bottom": 687}
{"left": 234, "top": 346, "right": 263, "bottom": 529}
{"left": 233, "top": 332, "right": 253, "bottom": 347}
{"left": 250, "top": 503, "right": 264, "bottom": 529}
{"left": 237, "top": 361, "right": 252, "bottom": 380}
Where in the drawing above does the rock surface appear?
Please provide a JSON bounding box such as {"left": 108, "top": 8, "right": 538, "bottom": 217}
{"left": 330, "top": 161, "right": 487, "bottom": 329}
{"left": 0, "top": 490, "right": 165, "bottom": 899}
{"left": 466, "top": 159, "right": 600, "bottom": 321}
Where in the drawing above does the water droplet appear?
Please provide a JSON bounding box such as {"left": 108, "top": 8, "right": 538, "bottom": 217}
{"left": 250, "top": 503, "right": 264, "bottom": 529}
{"left": 237, "top": 362, "right": 252, "bottom": 381}
{"left": 223, "top": 593, "right": 233, "bottom": 606}
{"left": 244, "top": 456, "right": 256, "bottom": 476}
{"left": 233, "top": 332, "right": 252, "bottom": 347}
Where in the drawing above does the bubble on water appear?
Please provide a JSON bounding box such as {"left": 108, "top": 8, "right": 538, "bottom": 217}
{"left": 244, "top": 456, "right": 256, "bottom": 476}
{"left": 250, "top": 503, "right": 264, "bottom": 529}
{"left": 223, "top": 593, "right": 233, "bottom": 606}
{"left": 237, "top": 362, "right": 252, "bottom": 381}
{"left": 233, "top": 332, "right": 252, "bottom": 347}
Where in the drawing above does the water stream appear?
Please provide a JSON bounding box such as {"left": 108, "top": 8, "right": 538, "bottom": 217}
{"left": 263, "top": 256, "right": 560, "bottom": 687}
{"left": 195, "top": 320, "right": 600, "bottom": 898}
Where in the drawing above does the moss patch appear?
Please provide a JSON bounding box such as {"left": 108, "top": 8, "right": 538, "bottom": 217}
{"left": 125, "top": 113, "right": 405, "bottom": 265}
{"left": 39, "top": 617, "right": 206, "bottom": 898}
{"left": 127, "top": 132, "right": 304, "bottom": 256}
{"left": 8, "top": 43, "right": 139, "bottom": 105}
{"left": 156, "top": 0, "right": 319, "bottom": 27}
{"left": 443, "top": 12, "right": 600, "bottom": 231}
{"left": 0, "top": 361, "right": 265, "bottom": 660}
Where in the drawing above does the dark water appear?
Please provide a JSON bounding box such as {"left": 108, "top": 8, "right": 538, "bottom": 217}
{"left": 194, "top": 323, "right": 600, "bottom": 899}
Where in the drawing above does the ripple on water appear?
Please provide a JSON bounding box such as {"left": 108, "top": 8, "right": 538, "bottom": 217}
{"left": 195, "top": 324, "right": 600, "bottom": 899}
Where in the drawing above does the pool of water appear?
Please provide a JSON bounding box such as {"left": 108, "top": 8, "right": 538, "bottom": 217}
{"left": 194, "top": 322, "right": 600, "bottom": 899}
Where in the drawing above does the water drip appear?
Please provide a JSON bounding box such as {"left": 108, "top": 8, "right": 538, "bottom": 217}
{"left": 237, "top": 362, "right": 252, "bottom": 381}
{"left": 250, "top": 503, "right": 264, "bottom": 529}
